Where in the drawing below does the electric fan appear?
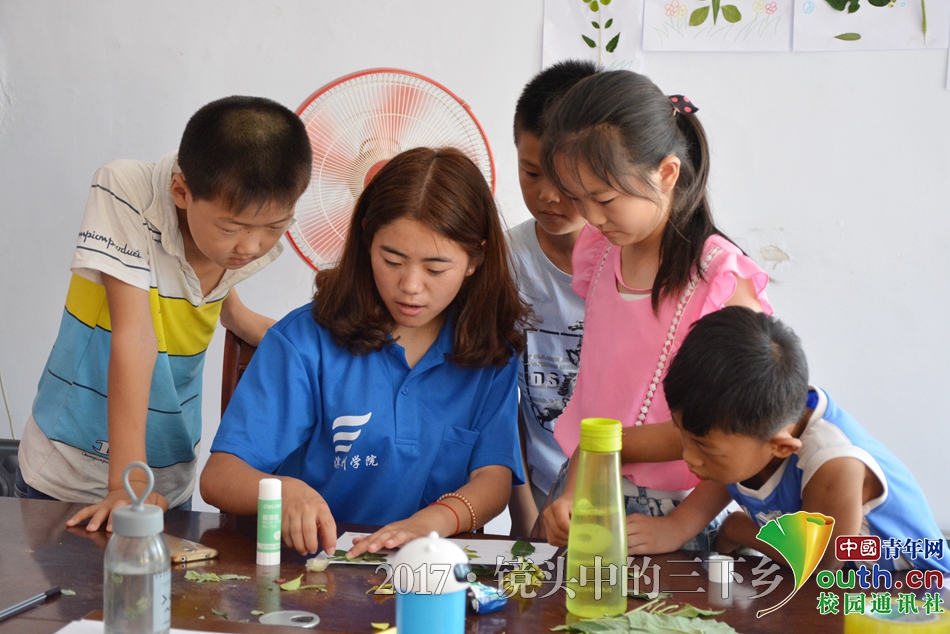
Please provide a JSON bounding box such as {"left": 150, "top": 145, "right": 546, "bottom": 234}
{"left": 287, "top": 69, "right": 496, "bottom": 270}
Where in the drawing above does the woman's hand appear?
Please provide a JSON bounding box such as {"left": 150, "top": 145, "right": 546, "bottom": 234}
{"left": 281, "top": 478, "right": 337, "bottom": 556}
{"left": 347, "top": 506, "right": 456, "bottom": 558}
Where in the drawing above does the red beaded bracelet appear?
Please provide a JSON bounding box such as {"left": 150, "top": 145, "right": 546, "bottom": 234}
{"left": 429, "top": 501, "right": 460, "bottom": 535}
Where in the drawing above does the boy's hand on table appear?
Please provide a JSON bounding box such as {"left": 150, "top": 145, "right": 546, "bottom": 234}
{"left": 542, "top": 497, "right": 573, "bottom": 547}
{"left": 66, "top": 486, "right": 169, "bottom": 532}
{"left": 626, "top": 514, "right": 686, "bottom": 555}
{"left": 282, "top": 478, "right": 337, "bottom": 556}
{"left": 712, "top": 511, "right": 755, "bottom": 554}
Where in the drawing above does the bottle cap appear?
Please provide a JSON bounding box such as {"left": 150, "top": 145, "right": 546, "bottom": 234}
{"left": 579, "top": 418, "right": 622, "bottom": 453}
{"left": 111, "top": 462, "right": 164, "bottom": 537}
{"left": 391, "top": 531, "right": 471, "bottom": 595}
{"left": 259, "top": 478, "right": 282, "bottom": 500}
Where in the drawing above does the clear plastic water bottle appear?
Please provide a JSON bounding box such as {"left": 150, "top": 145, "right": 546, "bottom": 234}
{"left": 104, "top": 462, "right": 171, "bottom": 634}
{"left": 566, "top": 418, "right": 628, "bottom": 618}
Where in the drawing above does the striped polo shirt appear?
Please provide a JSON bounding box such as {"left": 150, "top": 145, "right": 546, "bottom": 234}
{"left": 19, "top": 152, "right": 282, "bottom": 506}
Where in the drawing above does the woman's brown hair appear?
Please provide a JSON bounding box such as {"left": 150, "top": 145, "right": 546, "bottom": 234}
{"left": 312, "top": 147, "right": 529, "bottom": 368}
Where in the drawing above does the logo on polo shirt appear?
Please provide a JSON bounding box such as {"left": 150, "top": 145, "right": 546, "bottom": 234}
{"left": 331, "top": 413, "right": 372, "bottom": 453}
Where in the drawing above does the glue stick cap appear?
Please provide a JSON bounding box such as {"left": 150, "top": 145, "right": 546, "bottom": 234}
{"left": 579, "top": 418, "right": 622, "bottom": 453}
{"left": 259, "top": 478, "right": 281, "bottom": 500}
{"left": 112, "top": 462, "right": 164, "bottom": 537}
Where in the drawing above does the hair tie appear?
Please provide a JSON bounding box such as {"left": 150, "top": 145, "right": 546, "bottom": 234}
{"left": 669, "top": 95, "right": 698, "bottom": 115}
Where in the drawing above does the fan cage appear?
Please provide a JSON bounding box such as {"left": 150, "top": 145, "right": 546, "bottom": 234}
{"left": 287, "top": 68, "right": 495, "bottom": 271}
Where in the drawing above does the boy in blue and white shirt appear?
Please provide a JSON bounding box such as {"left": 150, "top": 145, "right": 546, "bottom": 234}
{"left": 637, "top": 307, "right": 947, "bottom": 573}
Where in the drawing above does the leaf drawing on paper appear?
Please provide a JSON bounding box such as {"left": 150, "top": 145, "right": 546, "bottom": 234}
{"left": 580, "top": 0, "right": 620, "bottom": 63}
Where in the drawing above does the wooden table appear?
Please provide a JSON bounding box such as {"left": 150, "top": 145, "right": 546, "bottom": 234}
{"left": 0, "top": 497, "right": 847, "bottom": 633}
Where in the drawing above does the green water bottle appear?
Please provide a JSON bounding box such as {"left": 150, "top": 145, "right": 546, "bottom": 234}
{"left": 566, "top": 418, "right": 628, "bottom": 618}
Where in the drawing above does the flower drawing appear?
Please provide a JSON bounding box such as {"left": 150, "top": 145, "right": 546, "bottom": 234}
{"left": 765, "top": 1, "right": 778, "bottom": 13}
{"left": 752, "top": 1, "right": 766, "bottom": 14}
{"left": 666, "top": 0, "right": 681, "bottom": 17}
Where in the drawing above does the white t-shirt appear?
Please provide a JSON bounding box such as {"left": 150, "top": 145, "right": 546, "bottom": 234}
{"left": 506, "top": 220, "right": 585, "bottom": 495}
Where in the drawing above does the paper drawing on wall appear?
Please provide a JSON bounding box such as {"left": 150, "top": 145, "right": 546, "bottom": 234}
{"left": 642, "top": 0, "right": 793, "bottom": 51}
{"left": 793, "top": 0, "right": 949, "bottom": 50}
{"left": 580, "top": 0, "right": 622, "bottom": 64}
{"left": 542, "top": 0, "right": 644, "bottom": 71}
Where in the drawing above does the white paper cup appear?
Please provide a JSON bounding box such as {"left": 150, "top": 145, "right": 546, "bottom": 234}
{"left": 707, "top": 554, "right": 734, "bottom": 585}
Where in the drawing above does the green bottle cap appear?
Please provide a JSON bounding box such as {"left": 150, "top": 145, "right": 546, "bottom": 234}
{"left": 579, "top": 418, "right": 622, "bottom": 453}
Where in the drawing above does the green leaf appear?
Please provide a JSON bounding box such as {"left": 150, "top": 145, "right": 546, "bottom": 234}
{"left": 627, "top": 591, "right": 672, "bottom": 600}
{"left": 722, "top": 5, "right": 741, "bottom": 22}
{"left": 61, "top": 589, "right": 76, "bottom": 596}
{"left": 847, "top": 0, "right": 861, "bottom": 12}
{"left": 298, "top": 584, "right": 327, "bottom": 592}
{"left": 824, "top": 0, "right": 848, "bottom": 9}
{"left": 217, "top": 574, "right": 251, "bottom": 581}
{"left": 582, "top": 34, "right": 597, "bottom": 47}
{"left": 280, "top": 574, "right": 303, "bottom": 591}
{"left": 667, "top": 605, "right": 727, "bottom": 617}
{"left": 602, "top": 0, "right": 611, "bottom": 4}
{"left": 371, "top": 625, "right": 390, "bottom": 631}
{"left": 211, "top": 608, "right": 228, "bottom": 619}
{"left": 592, "top": 21, "right": 600, "bottom": 28}
{"left": 712, "top": 0, "right": 721, "bottom": 23}
{"left": 605, "top": 33, "right": 620, "bottom": 52}
{"left": 590, "top": 1, "right": 600, "bottom": 11}
{"left": 605, "top": 18, "right": 613, "bottom": 28}
{"left": 251, "top": 610, "right": 265, "bottom": 616}
{"left": 834, "top": 32, "right": 861, "bottom": 40}
{"left": 867, "top": 0, "right": 889, "bottom": 5}
{"left": 689, "top": 6, "right": 710, "bottom": 26}
{"left": 329, "top": 549, "right": 388, "bottom": 563}
{"left": 511, "top": 540, "right": 536, "bottom": 557}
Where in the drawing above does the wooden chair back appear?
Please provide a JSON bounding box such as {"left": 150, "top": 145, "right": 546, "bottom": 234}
{"left": 221, "top": 330, "right": 257, "bottom": 416}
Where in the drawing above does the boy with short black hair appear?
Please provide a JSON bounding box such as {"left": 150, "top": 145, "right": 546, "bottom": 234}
{"left": 17, "top": 96, "right": 312, "bottom": 532}
{"left": 659, "top": 306, "right": 948, "bottom": 572}
{"left": 507, "top": 60, "right": 598, "bottom": 535}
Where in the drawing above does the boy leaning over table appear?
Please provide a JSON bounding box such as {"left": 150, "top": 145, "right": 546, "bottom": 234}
{"left": 16, "top": 96, "right": 312, "bottom": 533}
{"left": 624, "top": 307, "right": 949, "bottom": 574}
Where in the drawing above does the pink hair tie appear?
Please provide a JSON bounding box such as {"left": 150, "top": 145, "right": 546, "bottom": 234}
{"left": 669, "top": 95, "right": 698, "bottom": 115}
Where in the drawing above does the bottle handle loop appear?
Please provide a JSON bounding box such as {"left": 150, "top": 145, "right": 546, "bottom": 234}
{"left": 122, "top": 461, "right": 155, "bottom": 510}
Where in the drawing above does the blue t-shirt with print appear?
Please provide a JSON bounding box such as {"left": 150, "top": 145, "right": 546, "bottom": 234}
{"left": 211, "top": 304, "right": 524, "bottom": 526}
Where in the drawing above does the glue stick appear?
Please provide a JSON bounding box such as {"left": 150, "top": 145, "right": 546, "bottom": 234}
{"left": 257, "top": 478, "right": 282, "bottom": 566}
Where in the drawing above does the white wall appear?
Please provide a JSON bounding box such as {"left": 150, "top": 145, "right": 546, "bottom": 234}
{"left": 1, "top": 1, "right": 947, "bottom": 532}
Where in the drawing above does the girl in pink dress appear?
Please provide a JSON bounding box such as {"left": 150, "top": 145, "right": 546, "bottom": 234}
{"left": 539, "top": 71, "right": 772, "bottom": 553}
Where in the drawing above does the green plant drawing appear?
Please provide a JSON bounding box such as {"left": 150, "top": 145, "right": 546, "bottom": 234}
{"left": 581, "top": 0, "right": 620, "bottom": 64}
{"left": 653, "top": 1, "right": 781, "bottom": 45}
{"left": 825, "top": 0, "right": 927, "bottom": 42}
{"left": 689, "top": 0, "right": 743, "bottom": 26}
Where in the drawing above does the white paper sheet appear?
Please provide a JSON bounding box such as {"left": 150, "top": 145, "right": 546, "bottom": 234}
{"left": 315, "top": 531, "right": 559, "bottom": 567}
{"left": 542, "top": 0, "right": 644, "bottom": 71}
{"left": 642, "top": 0, "right": 792, "bottom": 51}
{"left": 793, "top": 0, "right": 950, "bottom": 51}
{"left": 54, "top": 620, "right": 226, "bottom": 634}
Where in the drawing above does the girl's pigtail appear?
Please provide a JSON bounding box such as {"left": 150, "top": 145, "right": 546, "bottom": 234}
{"left": 653, "top": 107, "right": 724, "bottom": 309}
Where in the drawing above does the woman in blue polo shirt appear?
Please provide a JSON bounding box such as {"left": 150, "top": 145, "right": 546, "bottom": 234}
{"left": 201, "top": 147, "right": 531, "bottom": 558}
